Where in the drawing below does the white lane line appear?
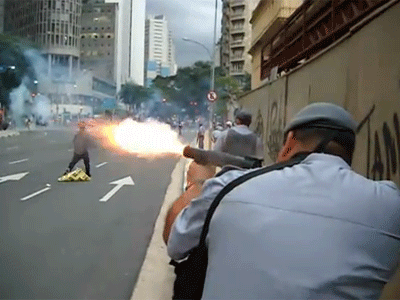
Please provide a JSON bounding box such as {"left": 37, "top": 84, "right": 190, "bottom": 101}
{"left": 96, "top": 162, "right": 108, "bottom": 168}
{"left": 9, "top": 158, "right": 29, "bottom": 165}
{"left": 68, "top": 149, "right": 74, "bottom": 152}
{"left": 6, "top": 146, "right": 19, "bottom": 151}
{"left": 49, "top": 140, "right": 57, "bottom": 144}
{"left": 21, "top": 186, "right": 51, "bottom": 201}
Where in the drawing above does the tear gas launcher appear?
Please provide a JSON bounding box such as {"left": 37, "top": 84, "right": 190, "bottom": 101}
{"left": 183, "top": 146, "right": 263, "bottom": 169}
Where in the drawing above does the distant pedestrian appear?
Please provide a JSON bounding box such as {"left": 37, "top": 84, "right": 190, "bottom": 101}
{"left": 64, "top": 121, "right": 92, "bottom": 177}
{"left": 214, "top": 111, "right": 264, "bottom": 160}
{"left": 197, "top": 123, "right": 205, "bottom": 149}
{"left": 178, "top": 122, "right": 183, "bottom": 136}
{"left": 212, "top": 123, "right": 224, "bottom": 143}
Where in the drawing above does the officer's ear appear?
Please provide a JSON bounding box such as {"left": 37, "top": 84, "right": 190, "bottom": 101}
{"left": 277, "top": 131, "right": 298, "bottom": 163}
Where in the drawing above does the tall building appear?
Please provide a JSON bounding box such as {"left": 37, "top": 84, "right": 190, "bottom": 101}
{"left": 79, "top": 0, "right": 146, "bottom": 89}
{"left": 4, "top": 0, "right": 81, "bottom": 80}
{"left": 144, "top": 15, "right": 177, "bottom": 87}
{"left": 0, "top": 0, "right": 4, "bottom": 34}
{"left": 80, "top": 0, "right": 117, "bottom": 83}
{"left": 102, "top": 0, "right": 145, "bottom": 88}
{"left": 220, "top": 0, "right": 260, "bottom": 82}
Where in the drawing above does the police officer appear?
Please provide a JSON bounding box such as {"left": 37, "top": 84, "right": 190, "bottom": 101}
{"left": 164, "top": 103, "right": 400, "bottom": 299}
{"left": 214, "top": 111, "right": 264, "bottom": 160}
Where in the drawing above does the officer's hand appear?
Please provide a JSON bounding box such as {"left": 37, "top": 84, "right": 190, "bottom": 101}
{"left": 186, "top": 162, "right": 215, "bottom": 187}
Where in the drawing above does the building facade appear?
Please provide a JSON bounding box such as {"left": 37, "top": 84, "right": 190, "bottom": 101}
{"left": 4, "top": 0, "right": 82, "bottom": 80}
{"left": 249, "top": 0, "right": 303, "bottom": 89}
{"left": 3, "top": 0, "right": 117, "bottom": 120}
{"left": 144, "top": 15, "right": 177, "bottom": 87}
{"left": 81, "top": 0, "right": 117, "bottom": 83}
{"left": 220, "top": 0, "right": 260, "bottom": 82}
{"left": 0, "top": 0, "right": 4, "bottom": 34}
{"left": 104, "top": 0, "right": 145, "bottom": 88}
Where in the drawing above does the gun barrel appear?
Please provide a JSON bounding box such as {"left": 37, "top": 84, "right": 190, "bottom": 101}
{"left": 183, "top": 146, "right": 256, "bottom": 169}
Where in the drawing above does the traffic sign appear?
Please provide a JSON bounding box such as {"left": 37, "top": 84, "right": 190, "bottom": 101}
{"left": 207, "top": 91, "right": 217, "bottom": 102}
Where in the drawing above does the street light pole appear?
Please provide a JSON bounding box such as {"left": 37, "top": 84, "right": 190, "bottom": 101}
{"left": 182, "top": 0, "right": 218, "bottom": 147}
{"left": 210, "top": 0, "right": 218, "bottom": 136}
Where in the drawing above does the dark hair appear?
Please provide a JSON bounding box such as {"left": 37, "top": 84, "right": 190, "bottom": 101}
{"left": 235, "top": 111, "right": 252, "bottom": 127}
{"left": 292, "top": 127, "right": 355, "bottom": 164}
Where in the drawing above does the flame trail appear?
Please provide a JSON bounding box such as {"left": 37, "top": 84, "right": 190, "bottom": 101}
{"left": 90, "top": 118, "right": 185, "bottom": 157}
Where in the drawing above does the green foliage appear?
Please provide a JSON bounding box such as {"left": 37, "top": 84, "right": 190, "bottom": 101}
{"left": 119, "top": 82, "right": 152, "bottom": 109}
{"left": 151, "top": 62, "right": 248, "bottom": 119}
{"left": 0, "top": 34, "right": 36, "bottom": 109}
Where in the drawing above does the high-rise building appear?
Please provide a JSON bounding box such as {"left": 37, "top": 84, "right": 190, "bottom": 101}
{"left": 220, "top": 0, "right": 260, "bottom": 82}
{"left": 144, "top": 15, "right": 177, "bottom": 87}
{"left": 81, "top": 0, "right": 146, "bottom": 89}
{"left": 81, "top": 0, "right": 117, "bottom": 83}
{"left": 107, "top": 0, "right": 145, "bottom": 88}
{"left": 4, "top": 0, "right": 81, "bottom": 80}
{"left": 0, "top": 0, "right": 4, "bottom": 34}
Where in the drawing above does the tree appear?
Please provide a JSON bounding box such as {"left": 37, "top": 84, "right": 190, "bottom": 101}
{"left": 0, "top": 35, "right": 34, "bottom": 109}
{"left": 119, "top": 82, "right": 152, "bottom": 112}
{"left": 215, "top": 74, "right": 242, "bottom": 118}
{"left": 151, "top": 62, "right": 248, "bottom": 121}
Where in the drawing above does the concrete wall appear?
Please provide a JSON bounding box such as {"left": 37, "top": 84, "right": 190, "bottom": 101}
{"left": 240, "top": 1, "right": 400, "bottom": 187}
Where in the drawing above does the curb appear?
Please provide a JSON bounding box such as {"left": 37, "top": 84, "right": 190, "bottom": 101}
{"left": 0, "top": 131, "right": 20, "bottom": 138}
{"left": 130, "top": 156, "right": 189, "bottom": 300}
{"left": 131, "top": 134, "right": 210, "bottom": 300}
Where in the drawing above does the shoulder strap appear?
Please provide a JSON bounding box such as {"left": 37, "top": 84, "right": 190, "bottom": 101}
{"left": 198, "top": 153, "right": 309, "bottom": 245}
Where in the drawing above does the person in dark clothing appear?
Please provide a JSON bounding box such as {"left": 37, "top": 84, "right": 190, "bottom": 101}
{"left": 64, "top": 121, "right": 92, "bottom": 177}
{"left": 197, "top": 123, "right": 205, "bottom": 149}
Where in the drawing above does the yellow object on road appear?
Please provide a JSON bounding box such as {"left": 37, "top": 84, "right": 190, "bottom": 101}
{"left": 58, "top": 168, "right": 91, "bottom": 182}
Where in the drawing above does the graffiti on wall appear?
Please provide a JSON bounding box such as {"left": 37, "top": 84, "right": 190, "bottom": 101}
{"left": 254, "top": 109, "right": 264, "bottom": 140}
{"left": 357, "top": 104, "right": 400, "bottom": 182}
{"left": 266, "top": 99, "right": 284, "bottom": 161}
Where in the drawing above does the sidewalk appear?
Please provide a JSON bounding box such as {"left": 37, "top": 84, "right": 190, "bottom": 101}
{"left": 131, "top": 133, "right": 211, "bottom": 300}
{"left": 0, "top": 130, "right": 20, "bottom": 138}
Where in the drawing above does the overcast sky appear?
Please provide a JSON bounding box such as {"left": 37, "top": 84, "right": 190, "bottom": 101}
{"left": 146, "top": 0, "right": 222, "bottom": 68}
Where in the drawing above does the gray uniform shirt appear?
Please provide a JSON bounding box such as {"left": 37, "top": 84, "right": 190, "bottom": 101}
{"left": 168, "top": 154, "right": 400, "bottom": 299}
{"left": 213, "top": 125, "right": 264, "bottom": 159}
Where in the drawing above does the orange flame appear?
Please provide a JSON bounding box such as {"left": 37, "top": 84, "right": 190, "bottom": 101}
{"left": 91, "top": 118, "right": 185, "bottom": 157}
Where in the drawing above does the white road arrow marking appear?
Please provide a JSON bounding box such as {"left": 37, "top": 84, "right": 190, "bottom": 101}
{"left": 0, "top": 172, "right": 29, "bottom": 184}
{"left": 99, "top": 176, "right": 135, "bottom": 202}
{"left": 96, "top": 162, "right": 108, "bottom": 168}
{"left": 6, "top": 146, "right": 19, "bottom": 151}
{"left": 21, "top": 186, "right": 51, "bottom": 201}
{"left": 9, "top": 158, "right": 28, "bottom": 165}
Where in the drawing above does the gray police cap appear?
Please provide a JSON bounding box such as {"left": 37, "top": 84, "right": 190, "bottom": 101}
{"left": 284, "top": 102, "right": 357, "bottom": 134}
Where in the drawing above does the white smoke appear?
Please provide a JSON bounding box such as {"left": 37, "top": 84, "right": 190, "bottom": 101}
{"left": 9, "top": 83, "right": 31, "bottom": 128}
{"left": 8, "top": 49, "right": 55, "bottom": 127}
{"left": 32, "top": 94, "right": 51, "bottom": 124}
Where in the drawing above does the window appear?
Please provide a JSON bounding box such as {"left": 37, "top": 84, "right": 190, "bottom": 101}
{"left": 81, "top": 35, "right": 85, "bottom": 39}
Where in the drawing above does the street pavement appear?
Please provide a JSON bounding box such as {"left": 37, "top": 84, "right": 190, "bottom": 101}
{"left": 0, "top": 127, "right": 195, "bottom": 299}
